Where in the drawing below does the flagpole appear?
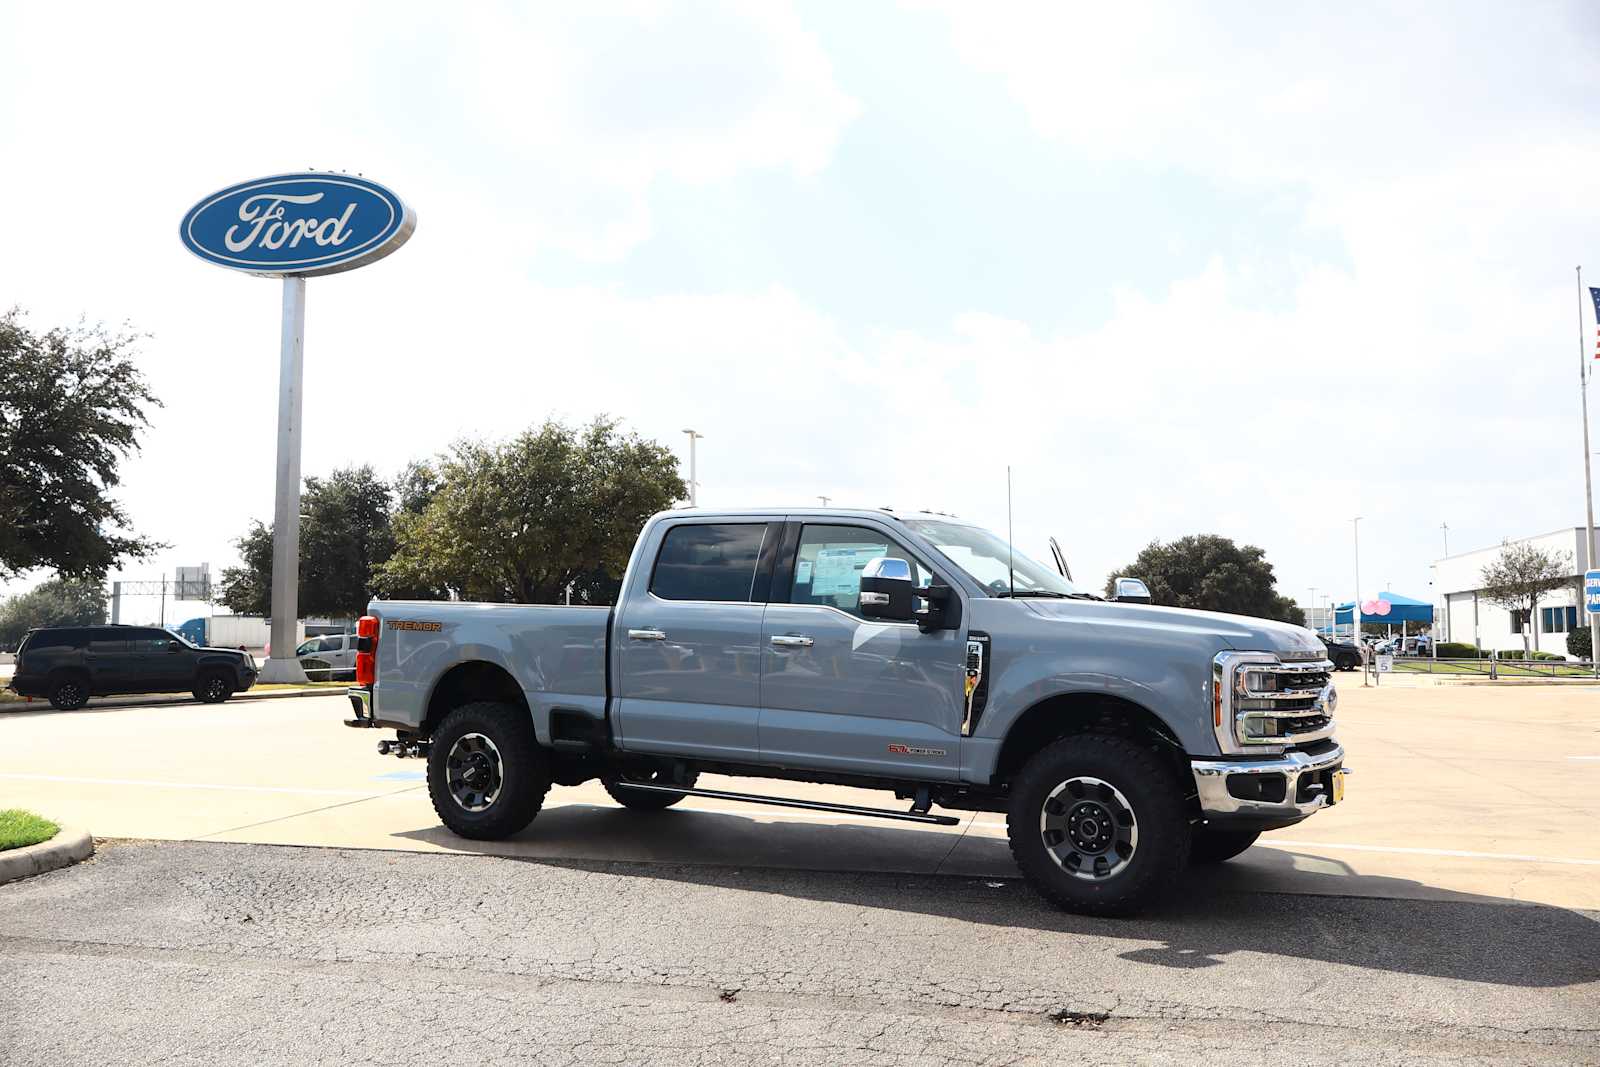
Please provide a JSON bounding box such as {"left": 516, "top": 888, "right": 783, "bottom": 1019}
{"left": 1579, "top": 266, "right": 1598, "bottom": 675}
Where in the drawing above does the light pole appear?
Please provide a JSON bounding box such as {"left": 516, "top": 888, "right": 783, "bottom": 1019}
{"left": 1308, "top": 586, "right": 1318, "bottom": 633}
{"left": 1577, "top": 267, "right": 1599, "bottom": 674}
{"left": 681, "top": 429, "right": 703, "bottom": 507}
{"left": 817, "top": 495, "right": 831, "bottom": 507}
{"left": 1353, "top": 516, "right": 1368, "bottom": 685}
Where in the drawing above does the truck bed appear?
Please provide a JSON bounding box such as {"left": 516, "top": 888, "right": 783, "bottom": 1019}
{"left": 368, "top": 600, "right": 610, "bottom": 735}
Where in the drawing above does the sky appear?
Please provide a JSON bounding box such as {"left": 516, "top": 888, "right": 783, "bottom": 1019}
{"left": 3, "top": 1, "right": 1599, "bottom": 625}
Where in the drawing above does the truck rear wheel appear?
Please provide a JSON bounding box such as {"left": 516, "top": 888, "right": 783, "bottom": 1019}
{"left": 1190, "top": 827, "right": 1260, "bottom": 864}
{"left": 602, "top": 768, "right": 700, "bottom": 811}
{"left": 427, "top": 701, "right": 550, "bottom": 840}
{"left": 1006, "top": 733, "right": 1190, "bottom": 917}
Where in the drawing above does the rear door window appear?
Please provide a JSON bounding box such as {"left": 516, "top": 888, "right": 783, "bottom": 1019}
{"left": 650, "top": 523, "right": 768, "bottom": 603}
{"left": 88, "top": 633, "right": 129, "bottom": 654}
{"left": 127, "top": 629, "right": 173, "bottom": 654}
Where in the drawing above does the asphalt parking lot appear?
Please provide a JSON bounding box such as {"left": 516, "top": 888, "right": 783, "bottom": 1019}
{"left": 2, "top": 682, "right": 1597, "bottom": 1062}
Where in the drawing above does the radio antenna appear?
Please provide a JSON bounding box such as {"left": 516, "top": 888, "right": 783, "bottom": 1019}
{"left": 1007, "top": 466, "right": 1016, "bottom": 598}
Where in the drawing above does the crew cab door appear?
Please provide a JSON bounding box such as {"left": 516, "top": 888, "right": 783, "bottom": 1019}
{"left": 759, "top": 521, "right": 966, "bottom": 780}
{"left": 612, "top": 518, "right": 780, "bottom": 762}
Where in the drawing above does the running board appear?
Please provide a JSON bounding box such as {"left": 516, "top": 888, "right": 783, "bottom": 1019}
{"left": 615, "top": 782, "right": 961, "bottom": 826}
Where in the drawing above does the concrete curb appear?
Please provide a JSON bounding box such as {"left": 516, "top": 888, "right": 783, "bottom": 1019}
{"left": 0, "top": 826, "right": 94, "bottom": 885}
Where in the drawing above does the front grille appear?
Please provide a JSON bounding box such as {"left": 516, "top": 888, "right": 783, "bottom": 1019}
{"left": 1236, "top": 660, "right": 1335, "bottom": 744}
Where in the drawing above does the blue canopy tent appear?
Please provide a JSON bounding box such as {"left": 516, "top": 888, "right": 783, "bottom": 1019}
{"left": 1334, "top": 591, "right": 1434, "bottom": 637}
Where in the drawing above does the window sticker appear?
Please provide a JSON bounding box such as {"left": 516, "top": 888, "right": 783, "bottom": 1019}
{"left": 810, "top": 544, "right": 889, "bottom": 597}
{"left": 795, "top": 560, "right": 813, "bottom": 584}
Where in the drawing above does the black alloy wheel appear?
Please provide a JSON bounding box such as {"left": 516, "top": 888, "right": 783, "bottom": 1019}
{"left": 426, "top": 701, "right": 550, "bottom": 840}
{"left": 48, "top": 676, "right": 89, "bottom": 711}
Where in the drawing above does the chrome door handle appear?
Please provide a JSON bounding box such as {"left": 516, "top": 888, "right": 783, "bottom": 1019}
{"left": 628, "top": 628, "right": 667, "bottom": 642}
{"left": 770, "top": 634, "right": 814, "bottom": 649}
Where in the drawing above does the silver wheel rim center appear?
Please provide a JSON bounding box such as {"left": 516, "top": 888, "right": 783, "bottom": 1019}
{"left": 446, "top": 732, "right": 504, "bottom": 812}
{"left": 1039, "top": 775, "right": 1139, "bottom": 881}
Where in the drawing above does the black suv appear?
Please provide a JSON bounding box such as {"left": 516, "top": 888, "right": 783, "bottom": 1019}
{"left": 1320, "top": 636, "right": 1363, "bottom": 671}
{"left": 7, "top": 626, "right": 259, "bottom": 709}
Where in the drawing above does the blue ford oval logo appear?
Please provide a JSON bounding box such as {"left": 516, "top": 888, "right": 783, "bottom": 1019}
{"left": 180, "top": 173, "right": 415, "bottom": 277}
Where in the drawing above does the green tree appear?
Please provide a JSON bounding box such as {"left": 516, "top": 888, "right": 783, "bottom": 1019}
{"left": 1479, "top": 541, "right": 1571, "bottom": 658}
{"left": 216, "top": 466, "right": 400, "bottom": 619}
{"left": 1104, "top": 534, "right": 1306, "bottom": 626}
{"left": 378, "top": 417, "right": 685, "bottom": 604}
{"left": 0, "top": 310, "right": 162, "bottom": 580}
{"left": 0, "top": 577, "right": 107, "bottom": 650}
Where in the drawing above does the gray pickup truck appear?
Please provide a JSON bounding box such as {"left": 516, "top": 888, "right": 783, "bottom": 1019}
{"left": 344, "top": 508, "right": 1346, "bottom": 915}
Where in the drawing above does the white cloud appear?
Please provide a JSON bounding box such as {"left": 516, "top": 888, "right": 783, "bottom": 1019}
{"left": 3, "top": 1, "right": 1598, "bottom": 618}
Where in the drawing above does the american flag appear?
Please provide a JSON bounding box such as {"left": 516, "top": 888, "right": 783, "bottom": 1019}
{"left": 1592, "top": 287, "right": 1600, "bottom": 360}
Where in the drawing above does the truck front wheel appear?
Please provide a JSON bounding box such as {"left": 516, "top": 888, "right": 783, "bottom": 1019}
{"left": 427, "top": 701, "right": 551, "bottom": 840}
{"left": 1006, "top": 734, "right": 1190, "bottom": 917}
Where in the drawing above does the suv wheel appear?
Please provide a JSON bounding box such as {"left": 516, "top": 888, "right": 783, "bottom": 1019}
{"left": 48, "top": 674, "right": 90, "bottom": 711}
{"left": 1006, "top": 733, "right": 1190, "bottom": 917}
{"left": 194, "top": 672, "right": 234, "bottom": 704}
{"left": 1190, "top": 827, "right": 1260, "bottom": 864}
{"left": 603, "top": 768, "right": 700, "bottom": 810}
{"left": 427, "top": 701, "right": 550, "bottom": 840}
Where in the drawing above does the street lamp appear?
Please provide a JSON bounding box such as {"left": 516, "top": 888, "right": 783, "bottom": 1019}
{"left": 681, "top": 429, "right": 704, "bottom": 507}
{"left": 1353, "top": 516, "right": 1367, "bottom": 685}
{"left": 817, "top": 495, "right": 831, "bottom": 507}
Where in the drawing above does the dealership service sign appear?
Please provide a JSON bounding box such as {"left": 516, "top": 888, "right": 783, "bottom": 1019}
{"left": 179, "top": 173, "right": 415, "bottom": 277}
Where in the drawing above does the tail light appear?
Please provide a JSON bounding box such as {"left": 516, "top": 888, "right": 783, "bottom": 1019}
{"left": 355, "top": 615, "right": 379, "bottom": 687}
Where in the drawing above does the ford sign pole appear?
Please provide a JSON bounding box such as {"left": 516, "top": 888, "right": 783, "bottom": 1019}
{"left": 181, "top": 173, "right": 415, "bottom": 683}
{"left": 268, "top": 276, "right": 308, "bottom": 682}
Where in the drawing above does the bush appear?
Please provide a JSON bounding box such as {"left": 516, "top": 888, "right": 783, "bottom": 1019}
{"left": 1568, "top": 627, "right": 1593, "bottom": 659}
{"left": 1436, "top": 642, "right": 1479, "bottom": 658}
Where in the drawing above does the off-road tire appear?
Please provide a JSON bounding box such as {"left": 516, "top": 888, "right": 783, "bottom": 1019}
{"left": 427, "top": 701, "right": 550, "bottom": 840}
{"left": 193, "top": 672, "right": 234, "bottom": 704}
{"left": 1190, "top": 827, "right": 1260, "bottom": 864}
{"left": 1006, "top": 733, "right": 1190, "bottom": 917}
{"left": 47, "top": 673, "right": 90, "bottom": 711}
{"left": 602, "top": 769, "right": 700, "bottom": 811}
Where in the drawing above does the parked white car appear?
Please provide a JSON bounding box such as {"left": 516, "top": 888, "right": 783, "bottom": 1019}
{"left": 295, "top": 634, "right": 356, "bottom": 680}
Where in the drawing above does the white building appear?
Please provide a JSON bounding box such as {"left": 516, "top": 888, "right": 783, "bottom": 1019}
{"left": 1433, "top": 527, "right": 1594, "bottom": 657}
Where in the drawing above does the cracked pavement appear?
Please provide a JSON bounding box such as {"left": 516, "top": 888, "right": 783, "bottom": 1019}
{"left": 1, "top": 840, "right": 1595, "bottom": 1064}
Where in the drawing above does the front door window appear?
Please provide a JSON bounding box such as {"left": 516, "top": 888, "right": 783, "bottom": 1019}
{"left": 789, "top": 524, "right": 932, "bottom": 619}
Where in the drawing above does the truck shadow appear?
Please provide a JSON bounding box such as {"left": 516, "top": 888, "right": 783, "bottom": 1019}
{"left": 393, "top": 805, "right": 1600, "bottom": 990}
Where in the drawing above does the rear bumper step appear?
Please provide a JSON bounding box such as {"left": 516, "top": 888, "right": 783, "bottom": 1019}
{"left": 614, "top": 782, "right": 961, "bottom": 826}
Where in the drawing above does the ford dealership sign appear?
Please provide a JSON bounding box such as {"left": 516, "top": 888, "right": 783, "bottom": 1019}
{"left": 180, "top": 173, "right": 414, "bottom": 277}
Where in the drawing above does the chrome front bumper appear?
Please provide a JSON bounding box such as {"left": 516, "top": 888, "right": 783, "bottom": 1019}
{"left": 1191, "top": 743, "right": 1346, "bottom": 823}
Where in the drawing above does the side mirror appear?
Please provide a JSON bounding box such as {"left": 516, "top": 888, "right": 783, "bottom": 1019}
{"left": 167, "top": 640, "right": 182, "bottom": 652}
{"left": 1110, "top": 577, "right": 1152, "bottom": 604}
{"left": 859, "top": 557, "right": 915, "bottom": 621}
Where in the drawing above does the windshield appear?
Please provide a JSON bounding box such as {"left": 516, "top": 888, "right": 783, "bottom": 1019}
{"left": 901, "top": 519, "right": 1081, "bottom": 597}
